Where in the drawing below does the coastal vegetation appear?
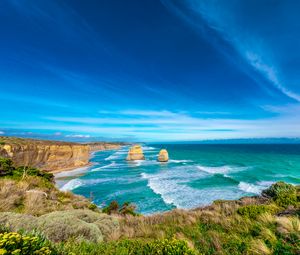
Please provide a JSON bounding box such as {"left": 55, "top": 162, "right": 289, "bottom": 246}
{"left": 102, "top": 201, "right": 139, "bottom": 216}
{"left": 0, "top": 157, "right": 299, "bottom": 254}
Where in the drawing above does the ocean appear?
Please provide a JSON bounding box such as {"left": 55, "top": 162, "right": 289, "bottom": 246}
{"left": 55, "top": 144, "right": 300, "bottom": 215}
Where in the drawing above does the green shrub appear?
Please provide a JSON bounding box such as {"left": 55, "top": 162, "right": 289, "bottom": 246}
{"left": 102, "top": 201, "right": 119, "bottom": 215}
{"left": 146, "top": 238, "right": 197, "bottom": 255}
{"left": 63, "top": 238, "right": 198, "bottom": 255}
{"left": 273, "top": 238, "right": 298, "bottom": 255}
{"left": 237, "top": 204, "right": 277, "bottom": 219}
{"left": 0, "top": 231, "right": 58, "bottom": 255}
{"left": 103, "top": 201, "right": 139, "bottom": 216}
{"left": 0, "top": 157, "right": 54, "bottom": 183}
{"left": 88, "top": 203, "right": 98, "bottom": 211}
{"left": 119, "top": 202, "right": 139, "bottom": 216}
{"left": 0, "top": 158, "right": 14, "bottom": 176}
{"left": 263, "top": 182, "right": 297, "bottom": 207}
{"left": 14, "top": 166, "right": 54, "bottom": 183}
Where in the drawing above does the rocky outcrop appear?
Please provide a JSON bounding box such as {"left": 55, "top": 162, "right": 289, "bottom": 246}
{"left": 158, "top": 149, "right": 169, "bottom": 162}
{"left": 126, "top": 145, "right": 145, "bottom": 161}
{"left": 0, "top": 137, "right": 122, "bottom": 172}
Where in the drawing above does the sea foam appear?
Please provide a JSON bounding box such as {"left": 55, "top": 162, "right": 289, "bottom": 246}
{"left": 196, "top": 165, "right": 247, "bottom": 175}
{"left": 141, "top": 166, "right": 242, "bottom": 209}
{"left": 61, "top": 179, "right": 82, "bottom": 191}
{"left": 238, "top": 182, "right": 261, "bottom": 194}
{"left": 168, "top": 159, "right": 193, "bottom": 163}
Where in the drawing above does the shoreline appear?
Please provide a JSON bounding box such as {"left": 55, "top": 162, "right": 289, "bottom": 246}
{"left": 50, "top": 162, "right": 93, "bottom": 174}
{"left": 51, "top": 146, "right": 124, "bottom": 174}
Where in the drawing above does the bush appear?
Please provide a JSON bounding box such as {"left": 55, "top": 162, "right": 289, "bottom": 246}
{"left": 0, "top": 158, "right": 14, "bottom": 176}
{"left": 263, "top": 182, "right": 297, "bottom": 207}
{"left": 102, "top": 201, "right": 139, "bottom": 216}
{"left": 145, "top": 239, "right": 197, "bottom": 255}
{"left": 0, "top": 231, "right": 58, "bottom": 255}
{"left": 0, "top": 210, "right": 120, "bottom": 243}
{"left": 14, "top": 166, "right": 54, "bottom": 183}
{"left": 88, "top": 203, "right": 98, "bottom": 211}
{"left": 237, "top": 204, "right": 278, "bottom": 219}
{"left": 102, "top": 201, "right": 119, "bottom": 215}
{"left": 63, "top": 238, "right": 198, "bottom": 255}
{"left": 0, "top": 157, "right": 54, "bottom": 183}
{"left": 238, "top": 205, "right": 268, "bottom": 219}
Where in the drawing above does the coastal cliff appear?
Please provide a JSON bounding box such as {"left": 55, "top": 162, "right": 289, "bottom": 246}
{"left": 0, "top": 137, "right": 122, "bottom": 172}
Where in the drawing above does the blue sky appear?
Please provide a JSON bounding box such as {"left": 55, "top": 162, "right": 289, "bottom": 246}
{"left": 0, "top": 0, "right": 300, "bottom": 142}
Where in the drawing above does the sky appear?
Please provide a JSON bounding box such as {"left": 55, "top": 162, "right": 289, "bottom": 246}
{"left": 0, "top": 0, "right": 300, "bottom": 142}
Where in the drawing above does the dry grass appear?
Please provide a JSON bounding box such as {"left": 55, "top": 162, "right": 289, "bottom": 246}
{"left": 276, "top": 216, "right": 300, "bottom": 234}
{"left": 0, "top": 178, "right": 96, "bottom": 216}
{"left": 249, "top": 239, "right": 272, "bottom": 255}
{"left": 0, "top": 179, "right": 25, "bottom": 211}
{"left": 257, "top": 212, "right": 275, "bottom": 225}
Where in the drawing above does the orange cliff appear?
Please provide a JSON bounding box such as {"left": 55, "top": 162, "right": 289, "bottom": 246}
{"left": 0, "top": 137, "right": 122, "bottom": 172}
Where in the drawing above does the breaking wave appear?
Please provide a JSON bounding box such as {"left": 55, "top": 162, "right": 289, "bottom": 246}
{"left": 169, "top": 159, "right": 193, "bottom": 163}
{"left": 61, "top": 179, "right": 82, "bottom": 191}
{"left": 141, "top": 166, "right": 242, "bottom": 208}
{"left": 197, "top": 165, "right": 247, "bottom": 174}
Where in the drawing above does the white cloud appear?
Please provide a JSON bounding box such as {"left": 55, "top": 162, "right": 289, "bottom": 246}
{"left": 99, "top": 109, "right": 181, "bottom": 117}
{"left": 65, "top": 134, "right": 91, "bottom": 138}
{"left": 32, "top": 108, "right": 300, "bottom": 141}
{"left": 0, "top": 131, "right": 4, "bottom": 135}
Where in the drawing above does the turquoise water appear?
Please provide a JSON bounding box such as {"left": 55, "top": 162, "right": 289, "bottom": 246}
{"left": 55, "top": 144, "right": 300, "bottom": 214}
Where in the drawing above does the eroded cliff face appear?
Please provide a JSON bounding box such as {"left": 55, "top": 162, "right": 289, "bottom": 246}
{"left": 88, "top": 143, "right": 121, "bottom": 152}
{"left": 0, "top": 137, "right": 122, "bottom": 172}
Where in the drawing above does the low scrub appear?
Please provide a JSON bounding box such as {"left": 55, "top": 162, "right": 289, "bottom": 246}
{"left": 0, "top": 157, "right": 54, "bottom": 183}
{"left": 237, "top": 204, "right": 278, "bottom": 219}
{"left": 262, "top": 182, "right": 297, "bottom": 207}
{"left": 63, "top": 238, "right": 198, "bottom": 255}
{"left": 102, "top": 201, "right": 139, "bottom": 216}
{"left": 0, "top": 210, "right": 119, "bottom": 242}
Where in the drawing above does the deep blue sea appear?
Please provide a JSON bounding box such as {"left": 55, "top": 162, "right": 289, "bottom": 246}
{"left": 55, "top": 144, "right": 300, "bottom": 215}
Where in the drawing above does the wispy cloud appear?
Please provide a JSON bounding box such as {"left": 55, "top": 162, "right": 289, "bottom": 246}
{"left": 6, "top": 0, "right": 99, "bottom": 47}
{"left": 35, "top": 108, "right": 300, "bottom": 141}
{"left": 161, "top": 0, "right": 300, "bottom": 102}
{"left": 65, "top": 134, "right": 91, "bottom": 138}
{"left": 0, "top": 131, "right": 4, "bottom": 135}
{"left": 99, "top": 110, "right": 181, "bottom": 117}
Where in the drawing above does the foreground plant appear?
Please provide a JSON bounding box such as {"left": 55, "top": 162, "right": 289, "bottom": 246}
{"left": 0, "top": 231, "right": 58, "bottom": 255}
{"left": 63, "top": 238, "right": 198, "bottom": 255}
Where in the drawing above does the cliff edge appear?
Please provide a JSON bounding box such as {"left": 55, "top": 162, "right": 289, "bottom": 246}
{"left": 0, "top": 137, "right": 122, "bottom": 172}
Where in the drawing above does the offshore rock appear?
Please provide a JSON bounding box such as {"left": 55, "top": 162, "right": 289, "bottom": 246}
{"left": 158, "top": 149, "right": 169, "bottom": 162}
{"left": 126, "top": 145, "right": 145, "bottom": 161}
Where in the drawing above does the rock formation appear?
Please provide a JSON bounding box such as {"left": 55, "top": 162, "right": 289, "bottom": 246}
{"left": 0, "top": 137, "right": 122, "bottom": 172}
{"left": 126, "top": 145, "right": 145, "bottom": 161}
{"left": 158, "top": 149, "right": 169, "bottom": 162}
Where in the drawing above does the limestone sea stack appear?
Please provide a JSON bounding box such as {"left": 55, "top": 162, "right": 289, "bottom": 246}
{"left": 158, "top": 149, "right": 169, "bottom": 162}
{"left": 126, "top": 145, "right": 145, "bottom": 161}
